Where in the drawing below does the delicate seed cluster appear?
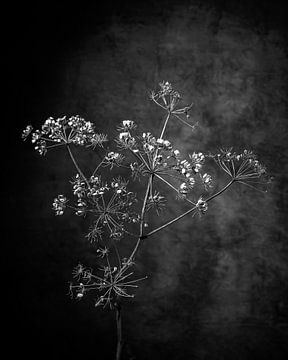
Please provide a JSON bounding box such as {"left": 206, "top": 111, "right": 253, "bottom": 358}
{"left": 151, "top": 81, "right": 181, "bottom": 111}
{"left": 196, "top": 197, "right": 208, "bottom": 215}
{"left": 117, "top": 130, "right": 137, "bottom": 150}
{"left": 69, "top": 263, "right": 146, "bottom": 308}
{"left": 55, "top": 174, "right": 140, "bottom": 241}
{"left": 52, "top": 195, "right": 68, "bottom": 215}
{"left": 209, "top": 148, "right": 270, "bottom": 191}
{"left": 146, "top": 191, "right": 166, "bottom": 215}
{"left": 117, "top": 120, "right": 137, "bottom": 131}
{"left": 22, "top": 125, "right": 33, "bottom": 140}
{"left": 21, "top": 115, "right": 107, "bottom": 155}
{"left": 115, "top": 120, "right": 213, "bottom": 200}
{"left": 150, "top": 81, "right": 194, "bottom": 127}
{"left": 103, "top": 152, "right": 125, "bottom": 169}
{"left": 201, "top": 173, "right": 213, "bottom": 190}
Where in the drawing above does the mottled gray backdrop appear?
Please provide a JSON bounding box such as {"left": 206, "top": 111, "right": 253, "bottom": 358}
{"left": 8, "top": 0, "right": 288, "bottom": 359}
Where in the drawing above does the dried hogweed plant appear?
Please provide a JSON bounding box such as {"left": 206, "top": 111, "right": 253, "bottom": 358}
{"left": 22, "top": 81, "right": 271, "bottom": 359}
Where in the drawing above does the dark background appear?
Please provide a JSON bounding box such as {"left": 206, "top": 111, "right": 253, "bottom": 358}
{"left": 6, "top": 0, "right": 288, "bottom": 359}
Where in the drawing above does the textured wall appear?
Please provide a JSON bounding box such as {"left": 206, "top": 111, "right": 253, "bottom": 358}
{"left": 10, "top": 1, "right": 288, "bottom": 359}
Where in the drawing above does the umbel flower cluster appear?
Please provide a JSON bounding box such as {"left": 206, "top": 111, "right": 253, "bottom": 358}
{"left": 53, "top": 175, "right": 139, "bottom": 240}
{"left": 22, "top": 115, "right": 108, "bottom": 154}
{"left": 22, "top": 81, "right": 270, "bottom": 310}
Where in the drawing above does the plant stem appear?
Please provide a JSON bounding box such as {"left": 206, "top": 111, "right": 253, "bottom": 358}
{"left": 155, "top": 173, "right": 196, "bottom": 206}
{"left": 152, "top": 111, "right": 171, "bottom": 169}
{"left": 205, "top": 179, "right": 235, "bottom": 203}
{"left": 123, "top": 111, "right": 171, "bottom": 267}
{"left": 146, "top": 179, "right": 235, "bottom": 238}
{"left": 159, "top": 111, "right": 171, "bottom": 140}
{"left": 115, "top": 302, "right": 123, "bottom": 360}
{"left": 66, "top": 144, "right": 90, "bottom": 189}
{"left": 126, "top": 174, "right": 153, "bottom": 264}
{"left": 146, "top": 204, "right": 197, "bottom": 238}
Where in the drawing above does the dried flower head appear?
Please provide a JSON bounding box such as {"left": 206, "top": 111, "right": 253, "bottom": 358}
{"left": 52, "top": 195, "right": 68, "bottom": 215}
{"left": 22, "top": 115, "right": 107, "bottom": 155}
{"left": 196, "top": 197, "right": 208, "bottom": 215}
{"left": 69, "top": 263, "right": 147, "bottom": 309}
{"left": 209, "top": 148, "right": 271, "bottom": 192}
{"left": 146, "top": 191, "right": 166, "bottom": 215}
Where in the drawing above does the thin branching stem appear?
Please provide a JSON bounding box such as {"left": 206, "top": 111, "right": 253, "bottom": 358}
{"left": 129, "top": 148, "right": 150, "bottom": 170}
{"left": 172, "top": 113, "right": 195, "bottom": 130}
{"left": 145, "top": 204, "right": 197, "bottom": 238}
{"left": 155, "top": 173, "right": 196, "bottom": 206}
{"left": 151, "top": 96, "right": 167, "bottom": 110}
{"left": 92, "top": 159, "right": 105, "bottom": 176}
{"left": 115, "top": 302, "right": 123, "bottom": 360}
{"left": 205, "top": 179, "right": 235, "bottom": 202}
{"left": 46, "top": 143, "right": 66, "bottom": 149}
{"left": 124, "top": 111, "right": 172, "bottom": 267}
{"left": 146, "top": 179, "right": 235, "bottom": 238}
{"left": 159, "top": 112, "right": 171, "bottom": 140}
{"left": 127, "top": 175, "right": 153, "bottom": 261}
{"left": 67, "top": 144, "right": 91, "bottom": 189}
